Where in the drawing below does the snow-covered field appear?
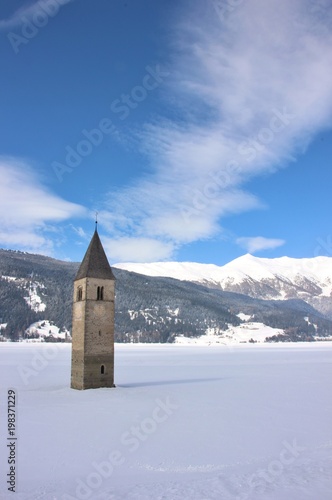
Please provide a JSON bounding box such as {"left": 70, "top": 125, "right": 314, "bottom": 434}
{"left": 0, "top": 342, "right": 332, "bottom": 500}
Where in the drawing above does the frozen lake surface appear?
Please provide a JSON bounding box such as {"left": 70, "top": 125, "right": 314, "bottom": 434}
{"left": 0, "top": 342, "right": 331, "bottom": 499}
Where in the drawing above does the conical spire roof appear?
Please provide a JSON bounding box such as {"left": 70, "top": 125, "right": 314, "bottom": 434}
{"left": 75, "top": 229, "right": 115, "bottom": 281}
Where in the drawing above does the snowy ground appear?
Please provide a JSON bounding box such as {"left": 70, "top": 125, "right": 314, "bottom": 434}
{"left": 0, "top": 343, "right": 332, "bottom": 500}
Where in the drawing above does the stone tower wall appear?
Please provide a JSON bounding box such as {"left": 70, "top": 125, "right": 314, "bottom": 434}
{"left": 71, "top": 276, "right": 115, "bottom": 389}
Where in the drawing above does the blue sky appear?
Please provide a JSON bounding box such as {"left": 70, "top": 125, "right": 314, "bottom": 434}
{"left": 1, "top": 0, "right": 332, "bottom": 265}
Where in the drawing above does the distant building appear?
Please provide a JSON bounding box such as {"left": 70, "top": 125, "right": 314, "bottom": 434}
{"left": 71, "top": 228, "right": 116, "bottom": 389}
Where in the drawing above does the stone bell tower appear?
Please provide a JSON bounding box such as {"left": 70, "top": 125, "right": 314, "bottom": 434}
{"left": 71, "top": 227, "right": 115, "bottom": 389}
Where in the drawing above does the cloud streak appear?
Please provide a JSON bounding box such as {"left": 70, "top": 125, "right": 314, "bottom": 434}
{"left": 236, "top": 237, "right": 286, "bottom": 254}
{"left": 0, "top": 157, "right": 86, "bottom": 254}
{"left": 103, "top": 237, "right": 176, "bottom": 263}
{"left": 0, "top": 0, "right": 74, "bottom": 32}
{"left": 103, "top": 0, "right": 332, "bottom": 261}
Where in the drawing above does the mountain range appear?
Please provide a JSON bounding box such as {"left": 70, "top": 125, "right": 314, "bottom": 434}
{"left": 115, "top": 254, "right": 332, "bottom": 319}
{"left": 1, "top": 249, "right": 332, "bottom": 343}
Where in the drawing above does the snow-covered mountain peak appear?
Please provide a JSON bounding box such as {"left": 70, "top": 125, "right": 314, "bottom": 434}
{"left": 114, "top": 254, "right": 332, "bottom": 309}
{"left": 115, "top": 254, "right": 332, "bottom": 282}
{"left": 115, "top": 260, "right": 224, "bottom": 283}
{"left": 221, "top": 254, "right": 278, "bottom": 281}
{"left": 230, "top": 254, "right": 332, "bottom": 283}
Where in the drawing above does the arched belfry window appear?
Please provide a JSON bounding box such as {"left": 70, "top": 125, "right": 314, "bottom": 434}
{"left": 77, "top": 287, "right": 83, "bottom": 301}
{"left": 101, "top": 365, "right": 105, "bottom": 375}
{"left": 97, "top": 286, "right": 104, "bottom": 301}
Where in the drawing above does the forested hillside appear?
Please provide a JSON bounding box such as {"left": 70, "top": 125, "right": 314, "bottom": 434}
{"left": 1, "top": 249, "right": 332, "bottom": 342}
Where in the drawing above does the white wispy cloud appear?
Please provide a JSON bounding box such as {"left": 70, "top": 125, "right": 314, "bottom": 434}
{"left": 236, "top": 237, "right": 286, "bottom": 254}
{"left": 103, "top": 237, "right": 175, "bottom": 263}
{"left": 0, "top": 157, "right": 86, "bottom": 254}
{"left": 70, "top": 225, "right": 88, "bottom": 240}
{"left": 103, "top": 0, "right": 332, "bottom": 262}
{"left": 0, "top": 0, "right": 74, "bottom": 32}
